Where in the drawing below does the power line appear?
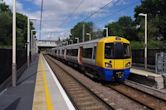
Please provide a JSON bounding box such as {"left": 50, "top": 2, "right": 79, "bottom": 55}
{"left": 39, "top": 0, "right": 44, "bottom": 40}
{"left": 95, "top": 0, "right": 140, "bottom": 24}
{"left": 81, "top": 0, "right": 118, "bottom": 21}
{"left": 58, "top": 0, "right": 117, "bottom": 36}
{"left": 59, "top": 0, "right": 85, "bottom": 27}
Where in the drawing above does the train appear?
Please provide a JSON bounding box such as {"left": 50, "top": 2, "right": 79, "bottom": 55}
{"left": 47, "top": 36, "right": 132, "bottom": 82}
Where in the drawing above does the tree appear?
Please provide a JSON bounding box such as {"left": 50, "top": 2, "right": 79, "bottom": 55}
{"left": 0, "top": 2, "right": 35, "bottom": 48}
{"left": 134, "top": 0, "right": 166, "bottom": 40}
{"left": 106, "top": 16, "right": 138, "bottom": 41}
{"left": 70, "top": 22, "right": 93, "bottom": 43}
{"left": 0, "top": 12, "right": 12, "bottom": 47}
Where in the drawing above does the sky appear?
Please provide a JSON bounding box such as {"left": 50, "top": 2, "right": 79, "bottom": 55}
{"left": 3, "top": 0, "right": 141, "bottom": 40}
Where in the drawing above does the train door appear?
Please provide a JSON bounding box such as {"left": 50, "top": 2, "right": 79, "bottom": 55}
{"left": 64, "top": 49, "right": 67, "bottom": 60}
{"left": 78, "top": 47, "right": 83, "bottom": 64}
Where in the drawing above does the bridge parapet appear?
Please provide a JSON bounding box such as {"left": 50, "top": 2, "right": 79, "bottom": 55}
{"left": 37, "top": 40, "right": 58, "bottom": 47}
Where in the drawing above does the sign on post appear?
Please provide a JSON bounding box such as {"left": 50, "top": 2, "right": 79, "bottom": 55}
{"left": 155, "top": 52, "right": 166, "bottom": 74}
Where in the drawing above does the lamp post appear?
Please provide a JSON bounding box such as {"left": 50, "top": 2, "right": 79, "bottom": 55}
{"left": 75, "top": 38, "right": 79, "bottom": 43}
{"left": 31, "top": 30, "right": 36, "bottom": 61}
{"left": 70, "top": 40, "right": 73, "bottom": 44}
{"left": 104, "top": 27, "right": 108, "bottom": 37}
{"left": 65, "top": 41, "right": 68, "bottom": 45}
{"left": 12, "top": 0, "right": 16, "bottom": 87}
{"left": 86, "top": 33, "right": 91, "bottom": 40}
{"left": 139, "top": 13, "right": 148, "bottom": 69}
{"left": 27, "top": 18, "right": 36, "bottom": 67}
{"left": 82, "top": 23, "right": 85, "bottom": 42}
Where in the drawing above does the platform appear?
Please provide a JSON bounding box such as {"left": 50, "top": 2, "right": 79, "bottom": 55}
{"left": 130, "top": 68, "right": 164, "bottom": 89}
{"left": 33, "top": 54, "right": 75, "bottom": 110}
{"left": 0, "top": 54, "right": 75, "bottom": 110}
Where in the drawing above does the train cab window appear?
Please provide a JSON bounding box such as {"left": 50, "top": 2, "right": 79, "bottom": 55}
{"left": 105, "top": 43, "right": 114, "bottom": 59}
{"left": 83, "top": 48, "right": 93, "bottom": 59}
{"left": 105, "top": 43, "right": 131, "bottom": 59}
{"left": 123, "top": 44, "right": 130, "bottom": 58}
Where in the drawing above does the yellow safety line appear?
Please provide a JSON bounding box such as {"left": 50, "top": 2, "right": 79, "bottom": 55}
{"left": 41, "top": 55, "right": 53, "bottom": 110}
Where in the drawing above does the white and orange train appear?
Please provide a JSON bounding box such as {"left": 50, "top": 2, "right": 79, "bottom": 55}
{"left": 47, "top": 36, "right": 132, "bottom": 82}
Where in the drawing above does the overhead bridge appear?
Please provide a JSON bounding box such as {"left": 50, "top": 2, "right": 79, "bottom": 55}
{"left": 36, "top": 40, "right": 58, "bottom": 52}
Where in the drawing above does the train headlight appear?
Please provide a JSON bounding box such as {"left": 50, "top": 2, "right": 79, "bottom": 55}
{"left": 125, "top": 62, "right": 131, "bottom": 67}
{"left": 105, "top": 63, "right": 112, "bottom": 68}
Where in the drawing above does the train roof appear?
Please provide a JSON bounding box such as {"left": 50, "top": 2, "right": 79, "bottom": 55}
{"left": 99, "top": 36, "right": 130, "bottom": 44}
{"left": 52, "top": 36, "right": 130, "bottom": 50}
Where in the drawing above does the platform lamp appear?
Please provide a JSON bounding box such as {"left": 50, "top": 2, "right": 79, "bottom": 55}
{"left": 31, "top": 30, "right": 36, "bottom": 61}
{"left": 86, "top": 33, "right": 91, "bottom": 41}
{"left": 139, "top": 13, "right": 148, "bottom": 69}
{"left": 104, "top": 27, "right": 108, "bottom": 37}
{"left": 75, "top": 38, "right": 79, "bottom": 43}
{"left": 70, "top": 40, "right": 73, "bottom": 44}
{"left": 27, "top": 18, "right": 37, "bottom": 67}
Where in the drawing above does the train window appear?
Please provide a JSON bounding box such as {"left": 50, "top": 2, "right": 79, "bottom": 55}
{"left": 93, "top": 46, "right": 96, "bottom": 59}
{"left": 58, "top": 50, "right": 60, "bottom": 55}
{"left": 83, "top": 48, "right": 93, "bottom": 59}
{"left": 123, "top": 44, "right": 130, "bottom": 58}
{"left": 67, "top": 49, "right": 71, "bottom": 55}
{"left": 72, "top": 49, "right": 78, "bottom": 56}
{"left": 105, "top": 43, "right": 114, "bottom": 59}
{"left": 62, "top": 50, "right": 64, "bottom": 54}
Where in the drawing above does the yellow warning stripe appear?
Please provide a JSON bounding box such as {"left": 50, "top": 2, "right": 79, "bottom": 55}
{"left": 41, "top": 55, "right": 53, "bottom": 110}
{"left": 32, "top": 54, "right": 53, "bottom": 110}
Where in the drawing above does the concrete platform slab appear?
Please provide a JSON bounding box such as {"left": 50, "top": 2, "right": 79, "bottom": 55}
{"left": 130, "top": 68, "right": 164, "bottom": 89}
{"left": 32, "top": 54, "right": 75, "bottom": 110}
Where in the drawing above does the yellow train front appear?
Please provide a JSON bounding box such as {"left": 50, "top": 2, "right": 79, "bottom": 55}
{"left": 95, "top": 37, "right": 131, "bottom": 81}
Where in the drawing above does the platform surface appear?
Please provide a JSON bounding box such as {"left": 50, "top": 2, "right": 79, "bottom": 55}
{"left": 131, "top": 68, "right": 161, "bottom": 77}
{"left": 0, "top": 54, "right": 75, "bottom": 110}
{"left": 0, "top": 55, "right": 38, "bottom": 110}
{"left": 131, "top": 67, "right": 164, "bottom": 89}
{"left": 33, "top": 54, "right": 75, "bottom": 110}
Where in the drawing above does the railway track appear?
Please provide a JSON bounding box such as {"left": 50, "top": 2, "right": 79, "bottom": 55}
{"left": 107, "top": 83, "right": 166, "bottom": 110}
{"left": 45, "top": 55, "right": 166, "bottom": 110}
{"left": 45, "top": 55, "right": 113, "bottom": 110}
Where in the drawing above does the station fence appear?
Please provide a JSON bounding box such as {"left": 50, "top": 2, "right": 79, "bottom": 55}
{"left": 132, "top": 49, "right": 166, "bottom": 69}
{"left": 0, "top": 49, "right": 27, "bottom": 84}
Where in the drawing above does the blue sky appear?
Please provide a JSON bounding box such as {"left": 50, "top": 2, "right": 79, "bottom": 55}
{"left": 4, "top": 0, "right": 141, "bottom": 40}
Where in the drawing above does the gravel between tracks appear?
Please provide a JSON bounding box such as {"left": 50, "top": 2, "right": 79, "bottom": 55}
{"left": 46, "top": 55, "right": 150, "bottom": 110}
{"left": 45, "top": 56, "right": 112, "bottom": 110}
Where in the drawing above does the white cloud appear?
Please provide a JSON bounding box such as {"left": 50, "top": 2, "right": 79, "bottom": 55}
{"left": 3, "top": 0, "right": 127, "bottom": 40}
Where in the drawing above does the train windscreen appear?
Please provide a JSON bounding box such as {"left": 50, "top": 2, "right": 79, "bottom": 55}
{"left": 105, "top": 43, "right": 131, "bottom": 59}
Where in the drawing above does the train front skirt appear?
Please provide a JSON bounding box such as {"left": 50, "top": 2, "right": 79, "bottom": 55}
{"left": 97, "top": 67, "right": 130, "bottom": 81}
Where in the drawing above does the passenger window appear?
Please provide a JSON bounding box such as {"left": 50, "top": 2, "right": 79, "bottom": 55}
{"left": 83, "top": 48, "right": 93, "bottom": 59}
{"left": 71, "top": 49, "right": 78, "bottom": 56}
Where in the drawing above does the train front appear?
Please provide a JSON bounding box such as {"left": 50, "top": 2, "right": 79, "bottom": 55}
{"left": 96, "top": 37, "right": 132, "bottom": 82}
